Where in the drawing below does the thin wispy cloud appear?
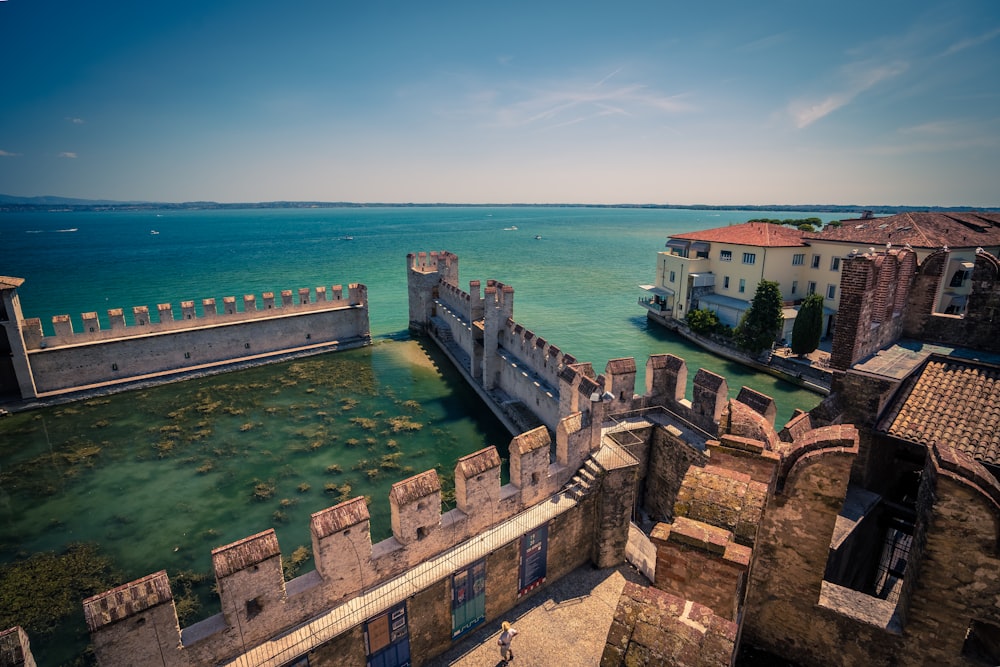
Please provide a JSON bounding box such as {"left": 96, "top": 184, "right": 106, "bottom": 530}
{"left": 0, "top": 149, "right": 21, "bottom": 157}
{"left": 898, "top": 120, "right": 963, "bottom": 135}
{"left": 59, "top": 151, "right": 78, "bottom": 158}
{"left": 789, "top": 60, "right": 908, "bottom": 128}
{"left": 486, "top": 73, "right": 692, "bottom": 132}
{"left": 66, "top": 116, "right": 85, "bottom": 125}
{"left": 941, "top": 27, "right": 1000, "bottom": 57}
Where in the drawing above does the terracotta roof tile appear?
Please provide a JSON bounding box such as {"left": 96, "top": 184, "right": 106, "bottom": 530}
{"left": 880, "top": 356, "right": 1000, "bottom": 466}
{"left": 805, "top": 212, "right": 1000, "bottom": 249}
{"left": 670, "top": 222, "right": 808, "bottom": 247}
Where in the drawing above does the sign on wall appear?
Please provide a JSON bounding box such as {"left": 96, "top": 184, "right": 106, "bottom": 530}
{"left": 452, "top": 559, "right": 487, "bottom": 639}
{"left": 365, "top": 602, "right": 411, "bottom": 667}
{"left": 518, "top": 524, "right": 549, "bottom": 598}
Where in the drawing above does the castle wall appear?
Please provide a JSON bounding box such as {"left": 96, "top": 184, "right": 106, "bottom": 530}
{"left": 831, "top": 249, "right": 916, "bottom": 371}
{"left": 900, "top": 445, "right": 1000, "bottom": 666}
{"left": 649, "top": 517, "right": 751, "bottom": 623}
{"left": 82, "top": 418, "right": 610, "bottom": 667}
{"left": 742, "top": 426, "right": 861, "bottom": 666}
{"left": 18, "top": 285, "right": 369, "bottom": 397}
{"left": 407, "top": 252, "right": 458, "bottom": 333}
{"left": 0, "top": 286, "right": 36, "bottom": 400}
{"left": 0, "top": 626, "right": 36, "bottom": 667}
{"left": 643, "top": 424, "right": 707, "bottom": 522}
{"left": 902, "top": 249, "right": 1000, "bottom": 353}
{"left": 641, "top": 353, "right": 729, "bottom": 435}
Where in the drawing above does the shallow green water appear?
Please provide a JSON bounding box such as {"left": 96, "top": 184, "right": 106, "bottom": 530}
{"left": 0, "top": 205, "right": 829, "bottom": 663}
{"left": 0, "top": 340, "right": 510, "bottom": 664}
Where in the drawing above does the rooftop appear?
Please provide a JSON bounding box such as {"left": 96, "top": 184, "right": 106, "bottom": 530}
{"left": 806, "top": 212, "right": 1000, "bottom": 249}
{"left": 878, "top": 354, "right": 1000, "bottom": 467}
{"left": 669, "top": 221, "right": 808, "bottom": 248}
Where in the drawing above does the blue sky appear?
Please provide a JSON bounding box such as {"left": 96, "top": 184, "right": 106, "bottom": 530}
{"left": 1, "top": 0, "right": 998, "bottom": 206}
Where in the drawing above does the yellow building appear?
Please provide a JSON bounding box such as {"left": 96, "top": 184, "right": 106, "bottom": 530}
{"left": 639, "top": 221, "right": 831, "bottom": 341}
{"left": 641, "top": 212, "right": 1000, "bottom": 342}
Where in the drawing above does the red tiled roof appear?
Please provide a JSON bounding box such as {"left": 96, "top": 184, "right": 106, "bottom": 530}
{"left": 879, "top": 356, "right": 1000, "bottom": 466}
{"left": 804, "top": 212, "right": 1000, "bottom": 249}
{"left": 669, "top": 222, "right": 808, "bottom": 247}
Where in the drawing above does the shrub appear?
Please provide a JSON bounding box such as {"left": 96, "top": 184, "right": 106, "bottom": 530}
{"left": 686, "top": 307, "right": 720, "bottom": 334}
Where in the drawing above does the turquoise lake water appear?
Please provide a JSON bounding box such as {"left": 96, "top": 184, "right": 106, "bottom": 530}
{"left": 0, "top": 206, "right": 838, "bottom": 663}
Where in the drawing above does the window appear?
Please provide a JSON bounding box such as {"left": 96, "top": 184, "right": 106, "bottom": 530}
{"left": 830, "top": 257, "right": 841, "bottom": 271}
{"left": 720, "top": 250, "right": 733, "bottom": 262}
{"left": 739, "top": 278, "right": 746, "bottom": 293}
{"left": 792, "top": 253, "right": 805, "bottom": 266}
{"left": 742, "top": 252, "right": 756, "bottom": 265}
{"left": 811, "top": 254, "right": 821, "bottom": 269}
{"left": 791, "top": 281, "right": 798, "bottom": 295}
{"left": 669, "top": 271, "right": 676, "bottom": 283}
{"left": 246, "top": 598, "right": 263, "bottom": 619}
{"left": 808, "top": 281, "right": 817, "bottom": 295}
{"left": 827, "top": 284, "right": 836, "bottom": 300}
{"left": 949, "top": 269, "right": 970, "bottom": 287}
{"left": 723, "top": 276, "right": 730, "bottom": 289}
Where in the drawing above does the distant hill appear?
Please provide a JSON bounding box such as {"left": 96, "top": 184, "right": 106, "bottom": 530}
{"left": 0, "top": 194, "right": 997, "bottom": 214}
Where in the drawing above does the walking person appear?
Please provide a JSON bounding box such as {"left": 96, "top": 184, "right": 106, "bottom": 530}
{"left": 497, "top": 620, "right": 518, "bottom": 662}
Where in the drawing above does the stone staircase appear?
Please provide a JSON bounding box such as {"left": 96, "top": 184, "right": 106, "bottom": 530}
{"left": 565, "top": 455, "right": 607, "bottom": 501}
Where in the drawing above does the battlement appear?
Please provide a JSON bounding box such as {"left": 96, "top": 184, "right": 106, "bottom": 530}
{"left": 0, "top": 279, "right": 372, "bottom": 400}
{"left": 498, "top": 320, "right": 569, "bottom": 396}
{"left": 407, "top": 250, "right": 459, "bottom": 285}
{"left": 81, "top": 414, "right": 600, "bottom": 665}
{"left": 20, "top": 283, "right": 367, "bottom": 350}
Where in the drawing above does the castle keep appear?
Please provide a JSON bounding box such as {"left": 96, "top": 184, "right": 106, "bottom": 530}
{"left": 0, "top": 280, "right": 371, "bottom": 402}
{"left": 3, "top": 246, "right": 1000, "bottom": 666}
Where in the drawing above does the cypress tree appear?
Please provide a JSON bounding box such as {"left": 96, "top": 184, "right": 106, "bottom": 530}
{"left": 791, "top": 293, "right": 825, "bottom": 356}
{"left": 734, "top": 280, "right": 784, "bottom": 355}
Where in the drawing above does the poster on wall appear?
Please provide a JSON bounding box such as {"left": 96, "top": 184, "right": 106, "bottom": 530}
{"left": 452, "top": 559, "right": 487, "bottom": 639}
{"left": 518, "top": 524, "right": 549, "bottom": 598}
{"left": 364, "top": 602, "right": 411, "bottom": 667}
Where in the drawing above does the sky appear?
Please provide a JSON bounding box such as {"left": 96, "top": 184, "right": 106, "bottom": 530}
{"left": 1, "top": 0, "right": 999, "bottom": 206}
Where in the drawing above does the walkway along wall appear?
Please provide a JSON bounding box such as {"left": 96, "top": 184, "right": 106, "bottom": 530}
{"left": 80, "top": 421, "right": 631, "bottom": 666}
{"left": 0, "top": 280, "right": 371, "bottom": 401}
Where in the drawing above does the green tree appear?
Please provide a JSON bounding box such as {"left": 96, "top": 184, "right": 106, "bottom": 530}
{"left": 734, "top": 280, "right": 784, "bottom": 355}
{"left": 685, "top": 307, "right": 720, "bottom": 334}
{"left": 791, "top": 293, "right": 824, "bottom": 356}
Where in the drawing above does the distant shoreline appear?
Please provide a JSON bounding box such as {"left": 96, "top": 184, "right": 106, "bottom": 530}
{"left": 2, "top": 198, "right": 998, "bottom": 214}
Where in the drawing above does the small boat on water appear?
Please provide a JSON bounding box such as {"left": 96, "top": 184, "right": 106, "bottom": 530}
{"left": 150, "top": 230, "right": 160, "bottom": 235}
{"left": 504, "top": 225, "right": 518, "bottom": 231}
{"left": 535, "top": 235, "right": 542, "bottom": 240}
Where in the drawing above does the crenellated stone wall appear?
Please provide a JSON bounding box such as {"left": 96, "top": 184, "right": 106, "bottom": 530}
{"left": 831, "top": 248, "right": 917, "bottom": 371}
{"left": 832, "top": 247, "right": 1000, "bottom": 371}
{"left": 78, "top": 411, "right": 609, "bottom": 667}
{"left": 0, "top": 281, "right": 371, "bottom": 400}
{"left": 0, "top": 626, "right": 35, "bottom": 667}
